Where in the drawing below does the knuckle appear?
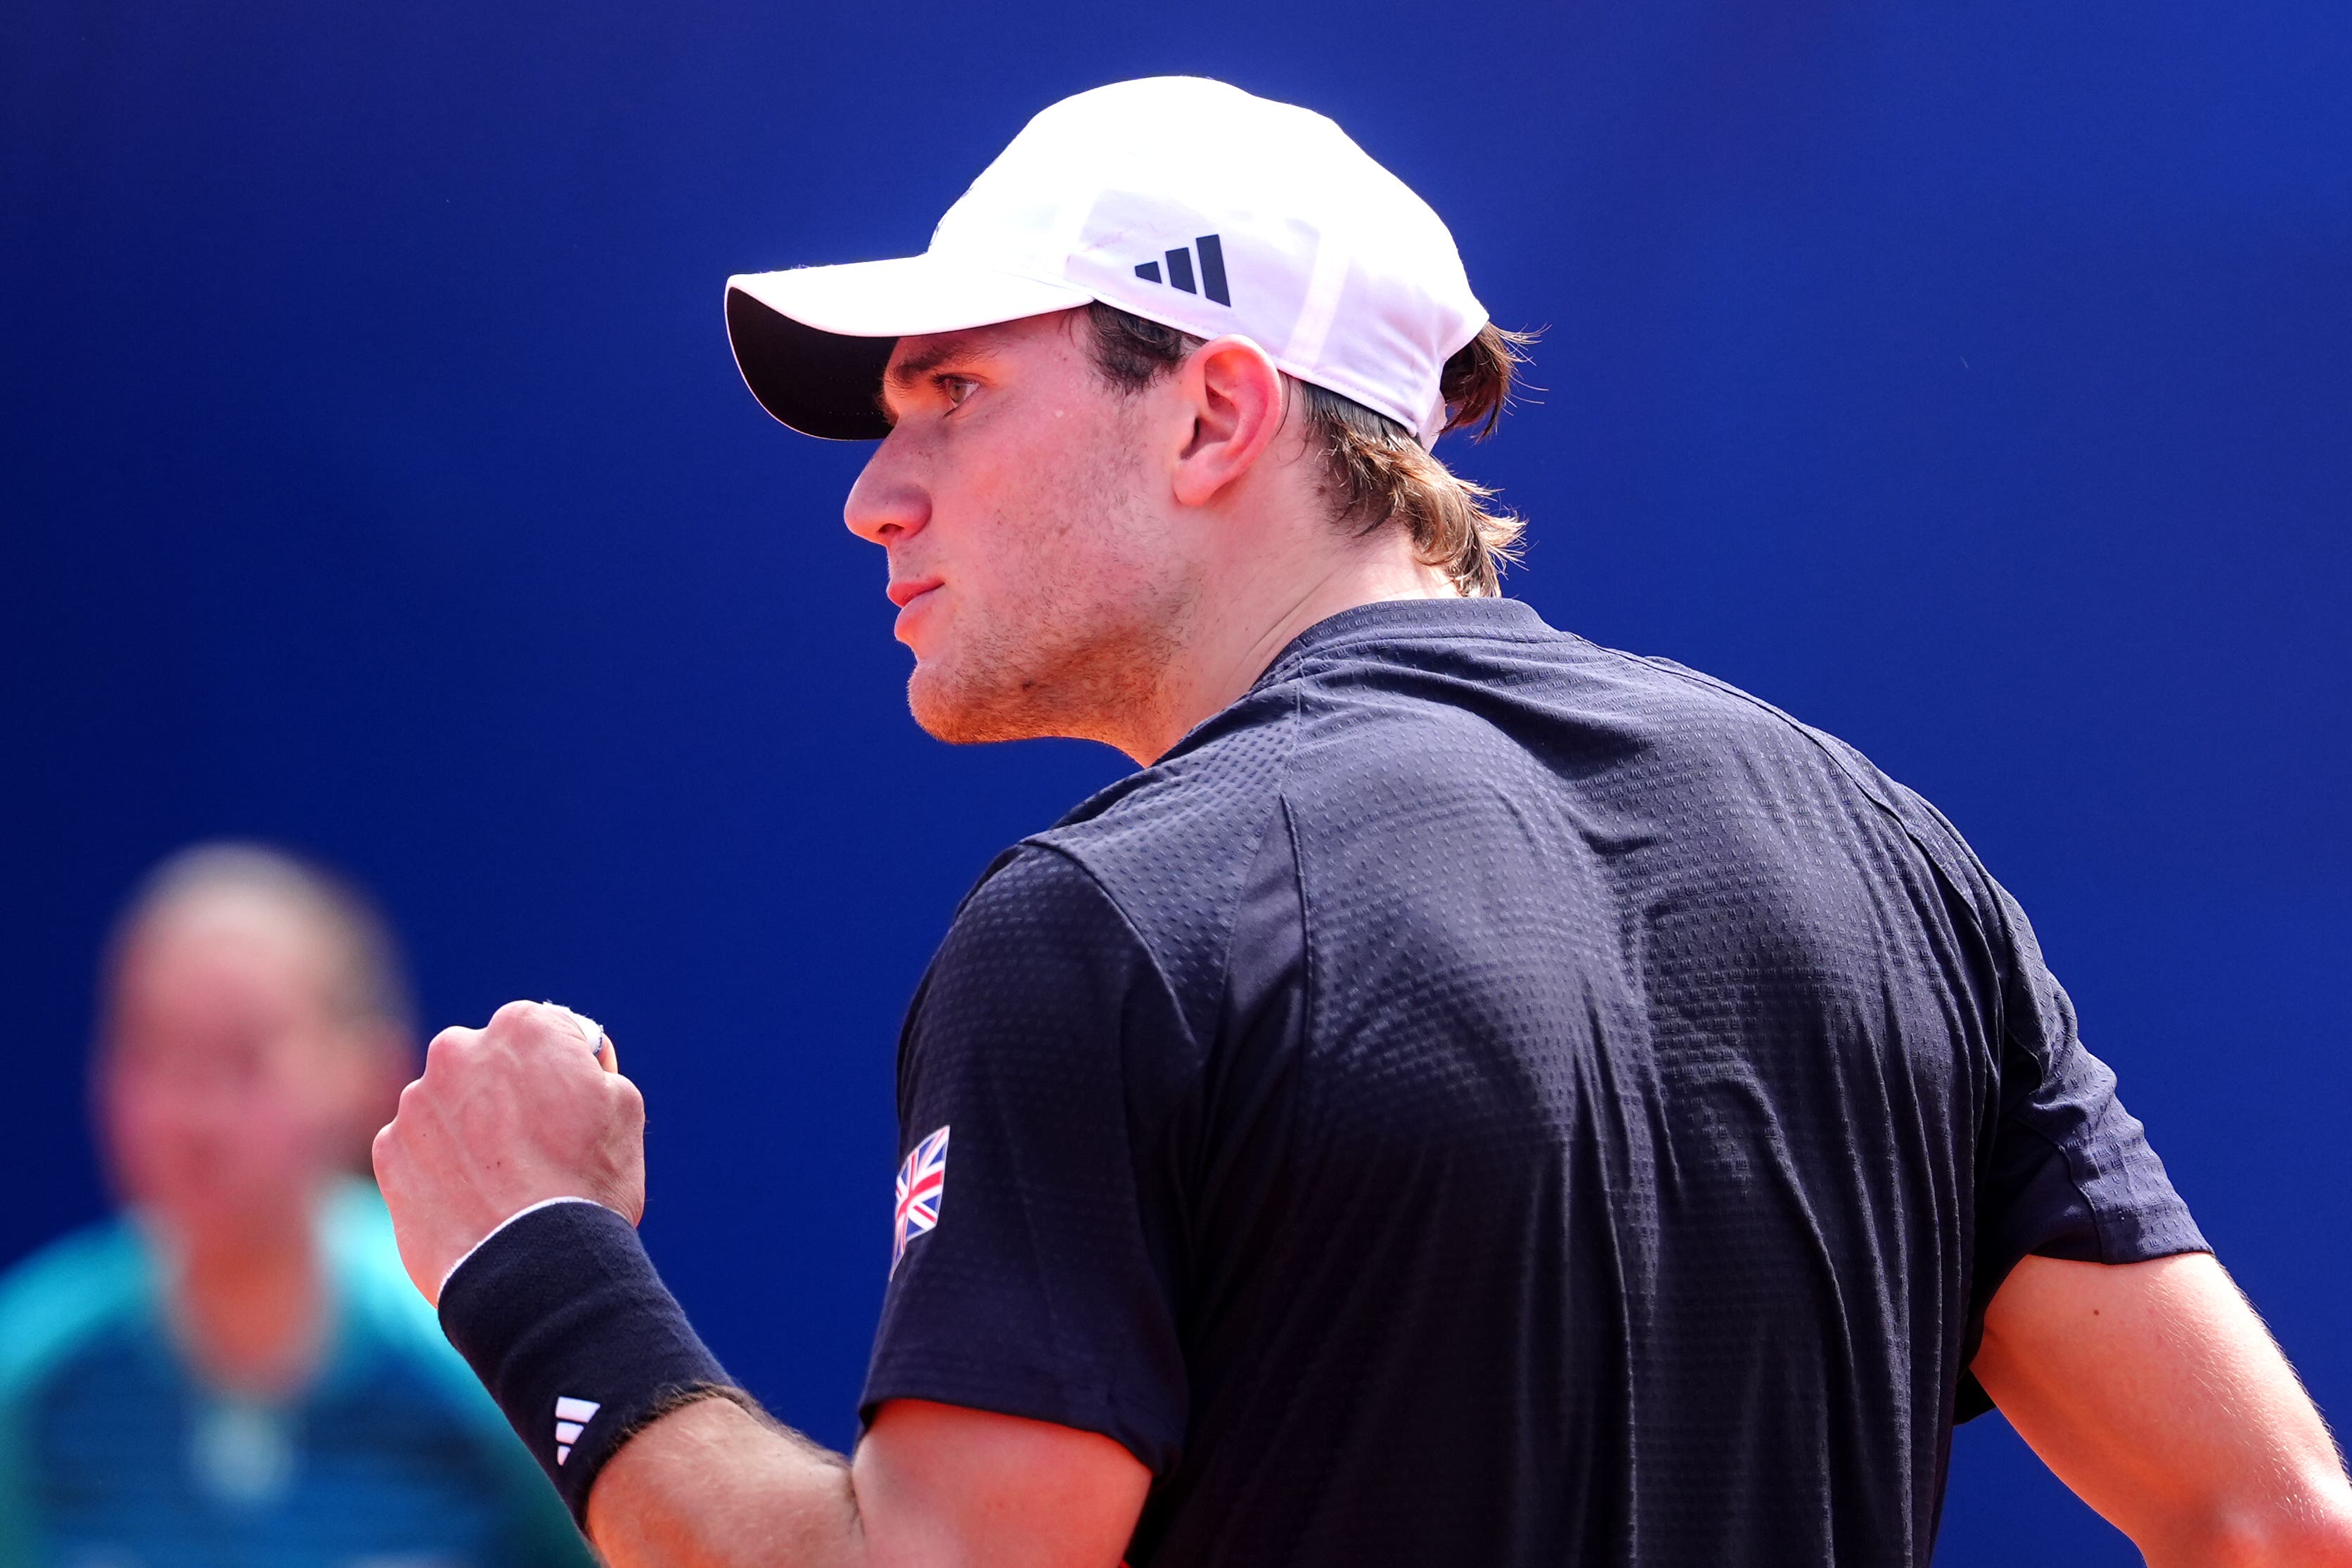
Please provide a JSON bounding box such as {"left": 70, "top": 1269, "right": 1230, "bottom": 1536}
{"left": 424, "top": 1025, "right": 475, "bottom": 1062}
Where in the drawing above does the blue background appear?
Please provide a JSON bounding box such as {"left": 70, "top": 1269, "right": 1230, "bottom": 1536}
{"left": 3, "top": 1, "right": 2345, "bottom": 1559}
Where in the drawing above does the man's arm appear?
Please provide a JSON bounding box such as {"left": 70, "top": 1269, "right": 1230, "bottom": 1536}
{"left": 373, "top": 1001, "right": 1150, "bottom": 1567}
{"left": 584, "top": 1396, "right": 1148, "bottom": 1568}
{"left": 1975, "top": 1252, "right": 2352, "bottom": 1567}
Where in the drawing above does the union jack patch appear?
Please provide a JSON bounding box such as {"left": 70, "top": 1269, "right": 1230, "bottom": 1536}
{"left": 892, "top": 1125, "right": 950, "bottom": 1276}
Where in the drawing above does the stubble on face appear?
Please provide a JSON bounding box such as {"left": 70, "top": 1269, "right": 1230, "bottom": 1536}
{"left": 905, "top": 378, "right": 1197, "bottom": 752}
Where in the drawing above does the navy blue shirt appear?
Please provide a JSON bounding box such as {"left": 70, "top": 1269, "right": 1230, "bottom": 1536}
{"left": 863, "top": 597, "right": 2204, "bottom": 1567}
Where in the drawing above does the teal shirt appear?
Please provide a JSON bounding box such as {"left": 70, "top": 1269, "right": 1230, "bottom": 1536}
{"left": 0, "top": 1184, "right": 591, "bottom": 1568}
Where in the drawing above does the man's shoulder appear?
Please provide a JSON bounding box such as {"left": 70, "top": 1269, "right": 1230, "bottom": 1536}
{"left": 1282, "top": 604, "right": 1976, "bottom": 844}
{"left": 1253, "top": 598, "right": 1812, "bottom": 766}
{"left": 1019, "top": 679, "right": 1299, "bottom": 916}
{"left": 0, "top": 1216, "right": 153, "bottom": 1405}
{"left": 917, "top": 695, "right": 1306, "bottom": 1056}
{"left": 1611, "top": 653, "right": 1999, "bottom": 898}
{"left": 1238, "top": 600, "right": 2001, "bottom": 931}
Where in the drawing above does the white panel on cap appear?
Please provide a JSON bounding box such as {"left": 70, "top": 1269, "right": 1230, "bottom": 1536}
{"left": 1283, "top": 233, "right": 1353, "bottom": 373}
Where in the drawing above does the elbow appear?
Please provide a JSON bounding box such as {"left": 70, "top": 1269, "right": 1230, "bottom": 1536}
{"left": 2170, "top": 1495, "right": 2352, "bottom": 1568}
{"left": 2246, "top": 1519, "right": 2352, "bottom": 1568}
{"left": 2275, "top": 1510, "right": 2352, "bottom": 1568}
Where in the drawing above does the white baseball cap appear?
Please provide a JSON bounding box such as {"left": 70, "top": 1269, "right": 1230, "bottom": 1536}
{"left": 725, "top": 77, "right": 1488, "bottom": 447}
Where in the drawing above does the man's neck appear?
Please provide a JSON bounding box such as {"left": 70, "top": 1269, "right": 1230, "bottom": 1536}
{"left": 1122, "top": 536, "right": 1458, "bottom": 764}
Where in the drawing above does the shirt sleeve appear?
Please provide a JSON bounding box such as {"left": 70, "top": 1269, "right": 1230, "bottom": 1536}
{"left": 860, "top": 846, "right": 1194, "bottom": 1477}
{"left": 1958, "top": 878, "right": 2209, "bottom": 1418}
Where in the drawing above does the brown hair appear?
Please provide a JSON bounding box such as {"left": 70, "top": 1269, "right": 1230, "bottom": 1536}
{"left": 1083, "top": 302, "right": 1535, "bottom": 596}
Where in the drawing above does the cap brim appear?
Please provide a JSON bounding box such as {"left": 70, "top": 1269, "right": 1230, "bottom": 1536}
{"left": 725, "top": 257, "right": 1093, "bottom": 440}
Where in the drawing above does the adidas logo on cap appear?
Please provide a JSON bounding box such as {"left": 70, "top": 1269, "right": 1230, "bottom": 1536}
{"left": 554, "top": 1395, "right": 600, "bottom": 1465}
{"left": 1132, "top": 234, "right": 1231, "bottom": 307}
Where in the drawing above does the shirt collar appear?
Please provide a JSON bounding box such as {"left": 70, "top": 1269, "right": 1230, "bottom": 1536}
{"left": 1250, "top": 595, "right": 1549, "bottom": 693}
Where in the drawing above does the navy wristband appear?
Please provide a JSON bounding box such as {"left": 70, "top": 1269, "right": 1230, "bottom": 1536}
{"left": 437, "top": 1199, "right": 740, "bottom": 1526}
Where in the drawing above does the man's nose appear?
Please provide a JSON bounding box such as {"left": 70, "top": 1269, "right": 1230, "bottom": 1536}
{"left": 844, "top": 435, "right": 929, "bottom": 546}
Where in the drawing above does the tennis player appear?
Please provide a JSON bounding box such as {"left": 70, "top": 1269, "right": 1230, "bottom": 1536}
{"left": 373, "top": 78, "right": 2352, "bottom": 1567}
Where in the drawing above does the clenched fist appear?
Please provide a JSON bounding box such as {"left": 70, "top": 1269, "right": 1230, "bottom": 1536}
{"left": 373, "top": 999, "right": 648, "bottom": 1305}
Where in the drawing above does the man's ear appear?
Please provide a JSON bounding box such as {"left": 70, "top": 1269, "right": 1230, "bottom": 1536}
{"left": 1171, "top": 335, "right": 1287, "bottom": 508}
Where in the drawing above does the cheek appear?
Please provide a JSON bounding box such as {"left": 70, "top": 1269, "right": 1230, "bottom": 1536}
{"left": 913, "top": 457, "right": 1045, "bottom": 631}
{"left": 982, "top": 413, "right": 1150, "bottom": 584}
{"left": 915, "top": 390, "right": 1157, "bottom": 648}
{"left": 102, "top": 1089, "right": 174, "bottom": 1198}
{"left": 104, "top": 1069, "right": 195, "bottom": 1155}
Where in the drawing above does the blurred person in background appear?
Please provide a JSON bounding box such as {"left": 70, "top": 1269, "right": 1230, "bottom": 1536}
{"left": 0, "top": 843, "right": 591, "bottom": 1567}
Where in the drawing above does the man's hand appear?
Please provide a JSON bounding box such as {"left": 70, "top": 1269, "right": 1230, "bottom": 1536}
{"left": 373, "top": 999, "right": 648, "bottom": 1305}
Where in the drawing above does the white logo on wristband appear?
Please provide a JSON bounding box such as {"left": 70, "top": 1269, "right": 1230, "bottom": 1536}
{"left": 554, "top": 1396, "right": 600, "bottom": 1465}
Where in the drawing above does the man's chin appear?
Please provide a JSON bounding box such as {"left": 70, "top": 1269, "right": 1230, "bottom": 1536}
{"left": 909, "top": 659, "right": 1109, "bottom": 747}
{"left": 906, "top": 664, "right": 1036, "bottom": 746}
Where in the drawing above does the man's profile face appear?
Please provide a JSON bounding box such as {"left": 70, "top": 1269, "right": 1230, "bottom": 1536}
{"left": 844, "top": 310, "right": 1195, "bottom": 747}
{"left": 101, "top": 892, "right": 371, "bottom": 1251}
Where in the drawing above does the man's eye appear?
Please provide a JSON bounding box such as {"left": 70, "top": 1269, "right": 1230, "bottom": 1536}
{"left": 937, "top": 375, "right": 978, "bottom": 408}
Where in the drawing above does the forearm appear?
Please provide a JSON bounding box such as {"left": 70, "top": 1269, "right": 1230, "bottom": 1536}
{"left": 581, "top": 1394, "right": 1147, "bottom": 1568}
{"left": 588, "top": 1396, "right": 866, "bottom": 1568}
